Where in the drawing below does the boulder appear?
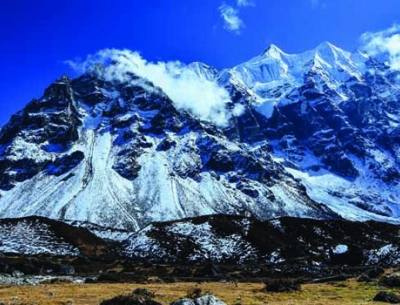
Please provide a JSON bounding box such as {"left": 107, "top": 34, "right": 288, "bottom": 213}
{"left": 380, "top": 273, "right": 400, "bottom": 288}
{"left": 170, "top": 294, "right": 226, "bottom": 305}
{"left": 100, "top": 290, "right": 162, "bottom": 305}
{"left": 100, "top": 288, "right": 160, "bottom": 305}
{"left": 264, "top": 279, "right": 301, "bottom": 292}
{"left": 100, "top": 295, "right": 161, "bottom": 305}
{"left": 195, "top": 295, "right": 227, "bottom": 305}
{"left": 373, "top": 291, "right": 400, "bottom": 303}
{"left": 357, "top": 274, "right": 372, "bottom": 283}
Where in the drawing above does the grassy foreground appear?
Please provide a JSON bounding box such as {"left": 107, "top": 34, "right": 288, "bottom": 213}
{"left": 0, "top": 279, "right": 398, "bottom": 305}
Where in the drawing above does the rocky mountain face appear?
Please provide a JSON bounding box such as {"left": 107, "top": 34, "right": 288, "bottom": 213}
{"left": 1, "top": 215, "right": 399, "bottom": 279}
{"left": 0, "top": 42, "right": 399, "bottom": 230}
{"left": 123, "top": 215, "right": 400, "bottom": 268}
{"left": 220, "top": 42, "right": 400, "bottom": 222}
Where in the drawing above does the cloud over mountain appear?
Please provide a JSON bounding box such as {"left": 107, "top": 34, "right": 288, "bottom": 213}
{"left": 67, "top": 49, "right": 236, "bottom": 126}
{"left": 361, "top": 24, "right": 400, "bottom": 70}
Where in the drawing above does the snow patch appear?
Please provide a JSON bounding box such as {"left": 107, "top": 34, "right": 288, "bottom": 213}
{"left": 333, "top": 244, "right": 348, "bottom": 255}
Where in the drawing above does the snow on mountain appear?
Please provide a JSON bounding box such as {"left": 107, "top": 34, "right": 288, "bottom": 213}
{"left": 0, "top": 218, "right": 79, "bottom": 256}
{"left": 0, "top": 41, "right": 399, "bottom": 230}
{"left": 0, "top": 216, "right": 108, "bottom": 256}
{"left": 1, "top": 214, "right": 400, "bottom": 273}
{"left": 122, "top": 215, "right": 400, "bottom": 266}
{"left": 66, "top": 220, "right": 132, "bottom": 242}
{"left": 222, "top": 42, "right": 367, "bottom": 118}
{"left": 123, "top": 216, "right": 258, "bottom": 263}
{"left": 0, "top": 73, "right": 332, "bottom": 230}
{"left": 218, "top": 42, "right": 400, "bottom": 223}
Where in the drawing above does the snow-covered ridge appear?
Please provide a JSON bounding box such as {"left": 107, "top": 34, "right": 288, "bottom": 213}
{"left": 0, "top": 216, "right": 113, "bottom": 256}
{"left": 0, "top": 41, "right": 399, "bottom": 229}
{"left": 0, "top": 218, "right": 79, "bottom": 256}
{"left": 0, "top": 72, "right": 333, "bottom": 229}
{"left": 1, "top": 214, "right": 400, "bottom": 268}
{"left": 222, "top": 42, "right": 368, "bottom": 118}
{"left": 122, "top": 215, "right": 400, "bottom": 266}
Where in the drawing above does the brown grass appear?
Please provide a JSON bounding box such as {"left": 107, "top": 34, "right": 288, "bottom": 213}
{"left": 0, "top": 279, "right": 398, "bottom": 305}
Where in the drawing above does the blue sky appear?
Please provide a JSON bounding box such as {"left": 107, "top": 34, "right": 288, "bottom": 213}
{"left": 1, "top": 0, "right": 400, "bottom": 126}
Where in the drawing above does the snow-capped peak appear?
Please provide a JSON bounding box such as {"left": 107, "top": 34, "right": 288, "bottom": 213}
{"left": 186, "top": 61, "right": 218, "bottom": 81}
{"left": 262, "top": 44, "right": 286, "bottom": 58}
{"left": 223, "top": 41, "right": 367, "bottom": 111}
{"left": 311, "top": 41, "right": 364, "bottom": 75}
{"left": 315, "top": 41, "right": 346, "bottom": 57}
{"left": 0, "top": 40, "right": 399, "bottom": 231}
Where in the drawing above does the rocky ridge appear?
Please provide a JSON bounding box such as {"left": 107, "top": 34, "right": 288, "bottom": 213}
{"left": 0, "top": 42, "right": 399, "bottom": 229}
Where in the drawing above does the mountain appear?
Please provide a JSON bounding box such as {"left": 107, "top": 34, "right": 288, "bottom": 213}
{"left": 219, "top": 43, "right": 400, "bottom": 222}
{"left": 1, "top": 215, "right": 400, "bottom": 276}
{"left": 0, "top": 216, "right": 110, "bottom": 257}
{"left": 122, "top": 215, "right": 400, "bottom": 267}
{"left": 0, "top": 42, "right": 399, "bottom": 230}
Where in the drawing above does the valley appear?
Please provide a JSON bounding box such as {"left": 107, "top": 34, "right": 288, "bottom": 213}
{"left": 0, "top": 279, "right": 398, "bottom": 305}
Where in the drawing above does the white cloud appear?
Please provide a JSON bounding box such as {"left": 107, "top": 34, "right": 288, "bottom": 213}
{"left": 237, "top": 0, "right": 254, "bottom": 7}
{"left": 360, "top": 24, "right": 400, "bottom": 70}
{"left": 67, "top": 49, "right": 240, "bottom": 126}
{"left": 218, "top": 1, "right": 256, "bottom": 34}
{"left": 219, "top": 4, "right": 244, "bottom": 34}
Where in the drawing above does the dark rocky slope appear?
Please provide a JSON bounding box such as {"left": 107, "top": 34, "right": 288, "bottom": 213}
{"left": 0, "top": 215, "right": 399, "bottom": 280}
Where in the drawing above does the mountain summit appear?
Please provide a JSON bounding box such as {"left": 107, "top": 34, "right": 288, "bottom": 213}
{"left": 0, "top": 42, "right": 399, "bottom": 229}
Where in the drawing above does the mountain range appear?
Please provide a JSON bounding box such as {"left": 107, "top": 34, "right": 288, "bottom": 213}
{"left": 0, "top": 41, "right": 399, "bottom": 231}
